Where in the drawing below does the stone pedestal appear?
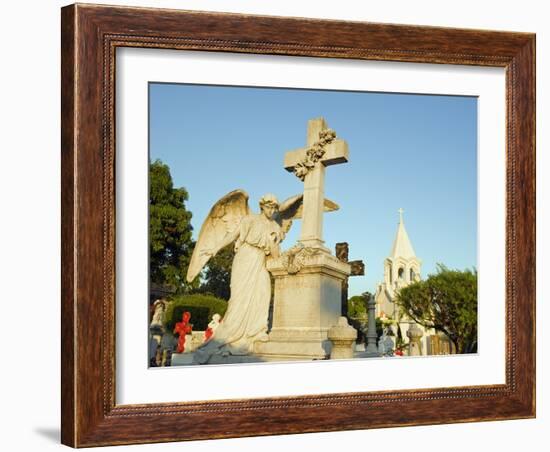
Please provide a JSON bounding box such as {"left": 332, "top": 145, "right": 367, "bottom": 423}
{"left": 255, "top": 247, "right": 351, "bottom": 360}
{"left": 407, "top": 322, "right": 424, "bottom": 356}
{"left": 328, "top": 317, "right": 358, "bottom": 359}
{"left": 185, "top": 331, "right": 206, "bottom": 353}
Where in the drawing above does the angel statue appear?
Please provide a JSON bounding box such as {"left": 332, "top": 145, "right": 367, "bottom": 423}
{"left": 186, "top": 190, "right": 336, "bottom": 364}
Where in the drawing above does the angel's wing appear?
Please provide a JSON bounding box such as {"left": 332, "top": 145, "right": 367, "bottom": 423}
{"left": 186, "top": 190, "right": 250, "bottom": 283}
{"left": 276, "top": 194, "right": 339, "bottom": 224}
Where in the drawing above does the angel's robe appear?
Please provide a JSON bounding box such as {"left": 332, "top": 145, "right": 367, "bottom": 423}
{"left": 193, "top": 213, "right": 282, "bottom": 364}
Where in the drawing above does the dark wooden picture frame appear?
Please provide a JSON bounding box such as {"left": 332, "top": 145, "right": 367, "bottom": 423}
{"left": 61, "top": 3, "right": 535, "bottom": 447}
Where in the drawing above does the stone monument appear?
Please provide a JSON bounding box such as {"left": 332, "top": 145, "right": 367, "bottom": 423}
{"left": 364, "top": 294, "right": 380, "bottom": 357}
{"left": 255, "top": 118, "right": 352, "bottom": 360}
{"left": 185, "top": 117, "right": 351, "bottom": 364}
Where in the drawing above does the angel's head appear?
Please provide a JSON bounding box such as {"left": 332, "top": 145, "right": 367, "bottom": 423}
{"left": 259, "top": 193, "right": 279, "bottom": 220}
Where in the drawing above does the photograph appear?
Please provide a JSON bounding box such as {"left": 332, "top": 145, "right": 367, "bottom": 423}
{"left": 53, "top": 1, "right": 538, "bottom": 447}
{"left": 147, "top": 83, "right": 478, "bottom": 367}
{"left": 1, "top": 0, "right": 544, "bottom": 448}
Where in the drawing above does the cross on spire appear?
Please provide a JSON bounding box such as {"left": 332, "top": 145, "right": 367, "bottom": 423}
{"left": 284, "top": 118, "right": 349, "bottom": 249}
{"left": 390, "top": 208, "right": 416, "bottom": 259}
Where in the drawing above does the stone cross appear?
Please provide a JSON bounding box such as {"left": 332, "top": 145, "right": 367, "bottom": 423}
{"left": 398, "top": 207, "right": 404, "bottom": 223}
{"left": 284, "top": 117, "right": 349, "bottom": 249}
{"left": 335, "top": 242, "right": 365, "bottom": 316}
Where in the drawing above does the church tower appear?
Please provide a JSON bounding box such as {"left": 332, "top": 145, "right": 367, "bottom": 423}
{"left": 375, "top": 208, "right": 422, "bottom": 319}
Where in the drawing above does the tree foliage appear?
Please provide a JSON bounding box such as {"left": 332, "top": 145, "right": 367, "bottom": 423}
{"left": 347, "top": 291, "right": 372, "bottom": 319}
{"left": 149, "top": 159, "right": 195, "bottom": 292}
{"left": 396, "top": 264, "right": 478, "bottom": 353}
{"left": 198, "top": 245, "right": 234, "bottom": 301}
{"left": 348, "top": 295, "right": 367, "bottom": 318}
{"left": 347, "top": 292, "right": 380, "bottom": 344}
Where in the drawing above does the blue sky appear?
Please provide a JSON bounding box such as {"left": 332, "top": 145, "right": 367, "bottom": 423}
{"left": 149, "top": 83, "right": 477, "bottom": 296}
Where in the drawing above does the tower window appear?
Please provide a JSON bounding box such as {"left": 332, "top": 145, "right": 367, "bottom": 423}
{"left": 410, "top": 268, "right": 415, "bottom": 281}
{"left": 398, "top": 267, "right": 404, "bottom": 280}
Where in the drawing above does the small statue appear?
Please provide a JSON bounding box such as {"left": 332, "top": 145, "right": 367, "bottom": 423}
{"left": 174, "top": 311, "right": 193, "bottom": 353}
{"left": 150, "top": 299, "right": 166, "bottom": 328}
{"left": 204, "top": 313, "right": 221, "bottom": 342}
{"left": 149, "top": 299, "right": 167, "bottom": 366}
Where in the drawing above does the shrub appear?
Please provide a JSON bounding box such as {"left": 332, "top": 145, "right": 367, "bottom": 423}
{"left": 169, "top": 306, "right": 210, "bottom": 332}
{"left": 164, "top": 294, "right": 228, "bottom": 332}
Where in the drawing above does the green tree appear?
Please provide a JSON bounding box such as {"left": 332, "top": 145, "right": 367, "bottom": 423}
{"left": 347, "top": 292, "right": 377, "bottom": 344}
{"left": 348, "top": 295, "right": 367, "bottom": 318}
{"left": 347, "top": 291, "right": 373, "bottom": 319}
{"left": 149, "top": 159, "right": 195, "bottom": 292}
{"left": 199, "top": 245, "right": 234, "bottom": 301}
{"left": 396, "top": 264, "right": 478, "bottom": 354}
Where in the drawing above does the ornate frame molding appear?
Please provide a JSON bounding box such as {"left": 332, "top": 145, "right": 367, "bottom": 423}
{"left": 61, "top": 4, "right": 535, "bottom": 447}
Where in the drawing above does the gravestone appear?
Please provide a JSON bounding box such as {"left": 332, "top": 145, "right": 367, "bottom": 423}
{"left": 378, "top": 328, "right": 395, "bottom": 356}
{"left": 427, "top": 333, "right": 441, "bottom": 355}
{"left": 428, "top": 332, "right": 454, "bottom": 355}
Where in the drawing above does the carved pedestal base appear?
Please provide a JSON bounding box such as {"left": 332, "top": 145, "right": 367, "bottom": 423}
{"left": 255, "top": 246, "right": 351, "bottom": 360}
{"left": 328, "top": 317, "right": 358, "bottom": 359}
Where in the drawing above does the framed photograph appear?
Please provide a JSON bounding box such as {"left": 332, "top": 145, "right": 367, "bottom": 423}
{"left": 61, "top": 3, "right": 535, "bottom": 447}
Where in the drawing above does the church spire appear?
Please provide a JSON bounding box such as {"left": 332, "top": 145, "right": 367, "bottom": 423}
{"left": 376, "top": 209, "right": 422, "bottom": 318}
{"left": 389, "top": 208, "right": 416, "bottom": 259}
